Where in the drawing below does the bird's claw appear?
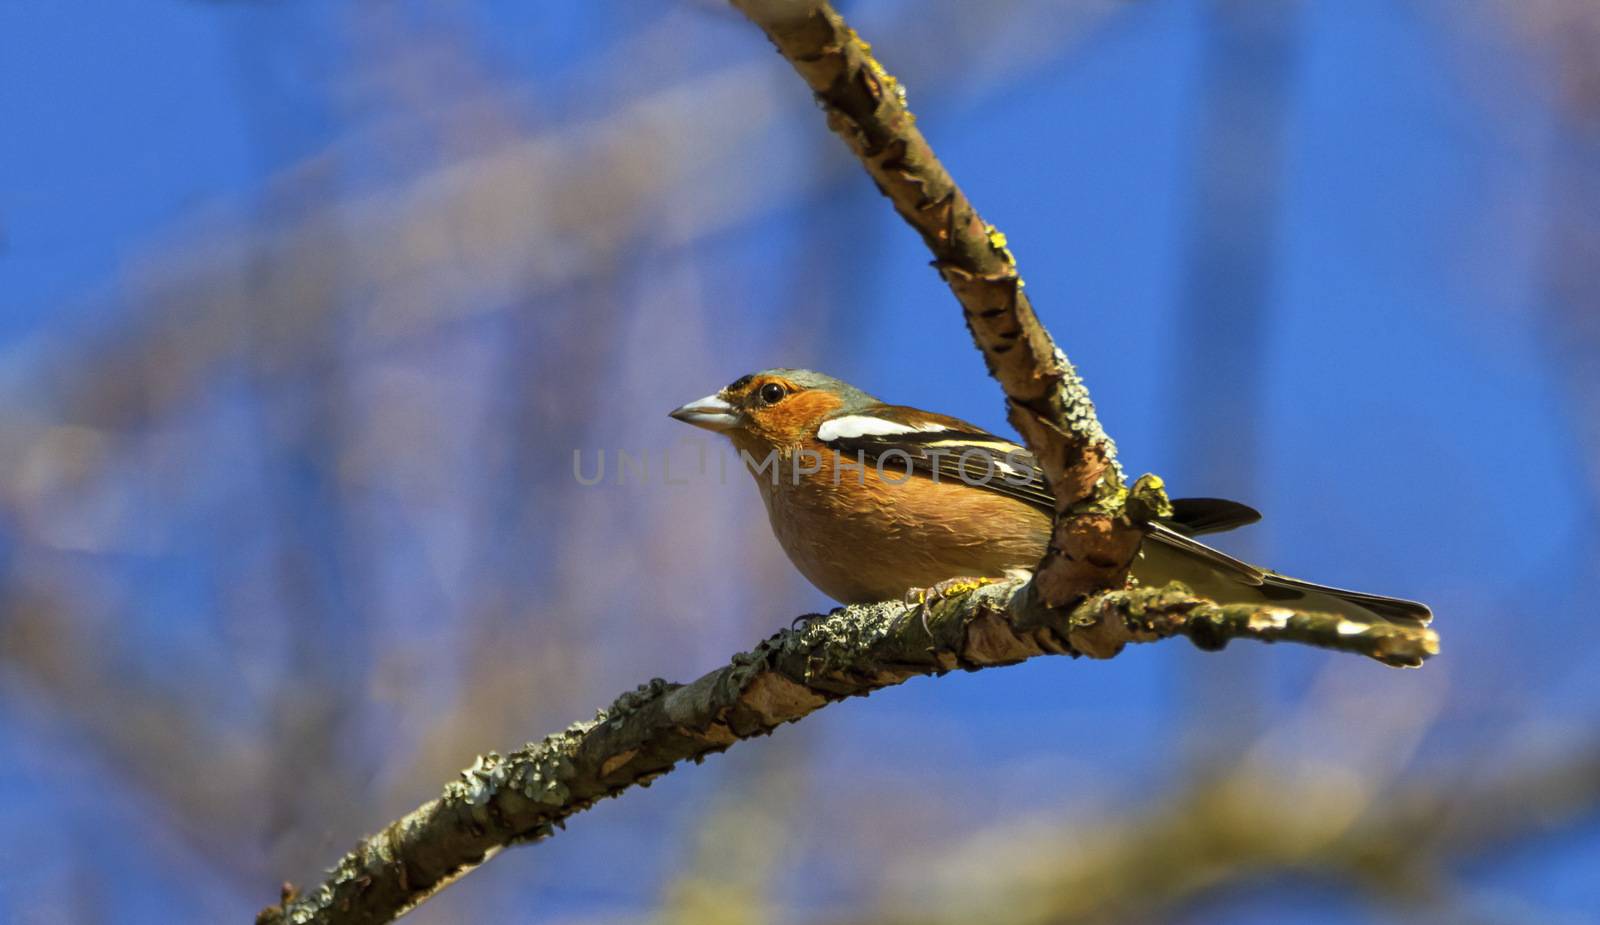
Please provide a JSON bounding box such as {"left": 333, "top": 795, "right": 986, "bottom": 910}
{"left": 902, "top": 587, "right": 933, "bottom": 636}
{"left": 790, "top": 611, "right": 831, "bottom": 631}
{"left": 899, "top": 577, "right": 1001, "bottom": 637}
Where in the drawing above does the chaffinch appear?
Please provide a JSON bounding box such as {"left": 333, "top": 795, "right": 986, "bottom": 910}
{"left": 670, "top": 368, "right": 1431, "bottom": 627}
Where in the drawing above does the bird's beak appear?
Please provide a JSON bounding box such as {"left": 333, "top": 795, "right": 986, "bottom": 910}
{"left": 668, "top": 394, "right": 740, "bottom": 433}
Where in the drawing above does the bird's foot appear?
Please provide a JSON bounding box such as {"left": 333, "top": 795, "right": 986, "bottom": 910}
{"left": 902, "top": 576, "right": 1003, "bottom": 636}
{"left": 790, "top": 610, "right": 835, "bottom": 631}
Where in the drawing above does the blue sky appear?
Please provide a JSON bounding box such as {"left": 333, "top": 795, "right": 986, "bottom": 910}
{"left": 2, "top": 2, "right": 1597, "bottom": 923}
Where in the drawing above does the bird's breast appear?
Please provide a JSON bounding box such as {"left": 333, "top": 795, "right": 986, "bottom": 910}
{"left": 751, "top": 452, "right": 1050, "bottom": 604}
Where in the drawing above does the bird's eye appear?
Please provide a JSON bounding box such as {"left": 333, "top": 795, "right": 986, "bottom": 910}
{"left": 759, "top": 382, "right": 788, "bottom": 404}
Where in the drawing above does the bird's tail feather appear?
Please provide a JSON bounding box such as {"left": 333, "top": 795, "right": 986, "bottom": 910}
{"left": 1134, "top": 523, "right": 1432, "bottom": 628}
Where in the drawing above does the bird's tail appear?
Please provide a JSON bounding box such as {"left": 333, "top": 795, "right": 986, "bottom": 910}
{"left": 1133, "top": 522, "right": 1432, "bottom": 629}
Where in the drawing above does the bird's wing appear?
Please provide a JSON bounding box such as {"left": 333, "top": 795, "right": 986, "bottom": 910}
{"left": 1164, "top": 497, "right": 1262, "bottom": 536}
{"left": 815, "top": 407, "right": 1260, "bottom": 535}
{"left": 814, "top": 405, "right": 1058, "bottom": 512}
{"left": 816, "top": 407, "right": 1431, "bottom": 627}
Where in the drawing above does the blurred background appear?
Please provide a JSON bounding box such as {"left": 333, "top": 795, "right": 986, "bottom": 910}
{"left": 2, "top": 1, "right": 1598, "bottom": 923}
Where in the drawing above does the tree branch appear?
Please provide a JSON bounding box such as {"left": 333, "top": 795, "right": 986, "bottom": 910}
{"left": 727, "top": 0, "right": 1150, "bottom": 608}
{"left": 259, "top": 3, "right": 1439, "bottom": 921}
{"left": 731, "top": 0, "right": 1111, "bottom": 470}
{"left": 257, "top": 581, "right": 1436, "bottom": 924}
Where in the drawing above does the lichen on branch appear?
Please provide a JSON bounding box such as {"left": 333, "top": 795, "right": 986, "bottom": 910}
{"left": 730, "top": 1, "right": 1115, "bottom": 483}
{"left": 259, "top": 579, "right": 1436, "bottom": 924}
{"left": 728, "top": 0, "right": 1156, "bottom": 608}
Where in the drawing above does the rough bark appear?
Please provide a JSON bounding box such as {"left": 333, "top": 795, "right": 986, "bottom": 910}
{"left": 728, "top": 0, "right": 1144, "bottom": 609}
{"left": 257, "top": 581, "right": 1436, "bottom": 924}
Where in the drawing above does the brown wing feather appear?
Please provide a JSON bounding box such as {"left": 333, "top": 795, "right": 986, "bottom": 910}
{"left": 818, "top": 407, "right": 1057, "bottom": 511}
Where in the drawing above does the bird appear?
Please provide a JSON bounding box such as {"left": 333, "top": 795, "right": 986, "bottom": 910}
{"left": 669, "top": 368, "right": 1431, "bottom": 628}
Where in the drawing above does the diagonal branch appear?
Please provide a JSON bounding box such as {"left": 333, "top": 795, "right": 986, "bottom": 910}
{"left": 728, "top": 0, "right": 1147, "bottom": 609}
{"left": 729, "top": 1, "right": 1110, "bottom": 468}
{"left": 257, "top": 581, "right": 1436, "bottom": 925}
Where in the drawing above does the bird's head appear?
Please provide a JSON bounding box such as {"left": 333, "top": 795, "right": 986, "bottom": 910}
{"left": 669, "top": 368, "right": 877, "bottom": 455}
